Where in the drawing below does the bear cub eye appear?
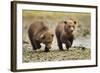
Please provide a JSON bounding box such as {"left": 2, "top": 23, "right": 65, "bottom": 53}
{"left": 52, "top": 34, "right": 54, "bottom": 37}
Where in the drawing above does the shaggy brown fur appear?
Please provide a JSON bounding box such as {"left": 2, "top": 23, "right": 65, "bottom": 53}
{"left": 28, "top": 21, "right": 54, "bottom": 52}
{"left": 55, "top": 19, "right": 77, "bottom": 51}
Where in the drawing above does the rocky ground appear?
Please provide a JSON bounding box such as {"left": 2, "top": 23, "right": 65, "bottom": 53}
{"left": 23, "top": 42, "right": 91, "bottom": 63}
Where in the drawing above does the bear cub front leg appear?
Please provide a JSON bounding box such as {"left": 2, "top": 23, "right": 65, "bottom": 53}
{"left": 58, "top": 41, "right": 64, "bottom": 51}
{"left": 44, "top": 47, "right": 50, "bottom": 52}
{"left": 65, "top": 40, "right": 71, "bottom": 51}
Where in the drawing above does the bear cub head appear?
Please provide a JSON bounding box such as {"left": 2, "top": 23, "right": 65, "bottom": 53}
{"left": 38, "top": 31, "right": 54, "bottom": 49}
{"left": 64, "top": 19, "right": 77, "bottom": 35}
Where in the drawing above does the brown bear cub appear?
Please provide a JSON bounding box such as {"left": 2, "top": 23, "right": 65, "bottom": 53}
{"left": 55, "top": 19, "right": 77, "bottom": 51}
{"left": 28, "top": 21, "right": 54, "bottom": 52}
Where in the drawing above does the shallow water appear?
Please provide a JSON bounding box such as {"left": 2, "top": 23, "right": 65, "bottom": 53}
{"left": 73, "top": 36, "right": 91, "bottom": 48}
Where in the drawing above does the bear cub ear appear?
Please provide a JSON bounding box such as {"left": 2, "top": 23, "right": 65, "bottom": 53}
{"left": 74, "top": 21, "right": 77, "bottom": 24}
{"left": 64, "top": 20, "right": 77, "bottom": 25}
{"left": 36, "top": 34, "right": 45, "bottom": 41}
{"left": 64, "top": 21, "right": 67, "bottom": 24}
{"left": 40, "top": 34, "right": 45, "bottom": 39}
